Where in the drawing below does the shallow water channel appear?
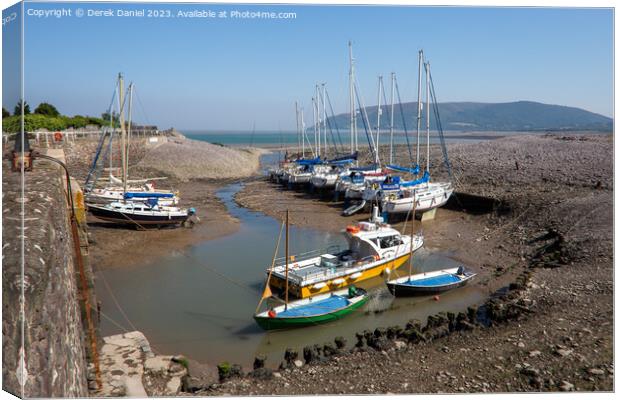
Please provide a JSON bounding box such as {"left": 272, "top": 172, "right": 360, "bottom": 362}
{"left": 96, "top": 154, "right": 486, "bottom": 368}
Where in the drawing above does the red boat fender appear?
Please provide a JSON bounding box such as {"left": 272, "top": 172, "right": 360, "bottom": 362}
{"left": 346, "top": 225, "right": 360, "bottom": 234}
{"left": 53, "top": 131, "right": 63, "bottom": 142}
{"left": 268, "top": 309, "right": 276, "bottom": 318}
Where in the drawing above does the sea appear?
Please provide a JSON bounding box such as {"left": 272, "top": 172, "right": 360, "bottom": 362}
{"left": 182, "top": 130, "right": 505, "bottom": 147}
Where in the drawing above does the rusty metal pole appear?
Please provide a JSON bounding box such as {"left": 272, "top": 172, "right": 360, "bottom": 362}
{"left": 33, "top": 152, "right": 102, "bottom": 390}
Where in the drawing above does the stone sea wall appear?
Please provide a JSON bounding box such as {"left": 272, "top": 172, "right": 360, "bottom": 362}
{"left": 2, "top": 155, "right": 89, "bottom": 397}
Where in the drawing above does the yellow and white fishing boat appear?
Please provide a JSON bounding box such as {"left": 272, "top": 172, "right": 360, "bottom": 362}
{"left": 268, "top": 211, "right": 424, "bottom": 299}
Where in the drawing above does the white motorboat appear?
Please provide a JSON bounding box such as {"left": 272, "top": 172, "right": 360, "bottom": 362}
{"left": 269, "top": 211, "right": 423, "bottom": 299}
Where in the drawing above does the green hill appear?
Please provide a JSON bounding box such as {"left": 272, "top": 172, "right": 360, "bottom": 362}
{"left": 326, "top": 101, "right": 612, "bottom": 132}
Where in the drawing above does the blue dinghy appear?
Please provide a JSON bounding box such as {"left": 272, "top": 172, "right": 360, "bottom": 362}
{"left": 386, "top": 266, "right": 476, "bottom": 296}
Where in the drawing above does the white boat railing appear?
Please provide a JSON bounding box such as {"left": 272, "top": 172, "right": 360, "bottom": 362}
{"left": 274, "top": 244, "right": 342, "bottom": 265}
{"left": 294, "top": 255, "right": 376, "bottom": 283}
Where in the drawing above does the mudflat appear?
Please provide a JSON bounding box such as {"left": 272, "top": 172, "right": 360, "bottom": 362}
{"left": 67, "top": 132, "right": 613, "bottom": 393}
{"left": 206, "top": 133, "right": 612, "bottom": 394}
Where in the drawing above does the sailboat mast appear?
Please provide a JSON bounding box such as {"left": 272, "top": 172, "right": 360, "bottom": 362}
{"left": 315, "top": 84, "right": 321, "bottom": 158}
{"left": 110, "top": 85, "right": 118, "bottom": 179}
{"left": 389, "top": 72, "right": 395, "bottom": 165}
{"left": 301, "top": 106, "right": 306, "bottom": 158}
{"left": 285, "top": 209, "right": 290, "bottom": 309}
{"left": 295, "top": 101, "right": 300, "bottom": 157}
{"left": 425, "top": 62, "right": 431, "bottom": 175}
{"left": 348, "top": 41, "right": 355, "bottom": 153}
{"left": 118, "top": 73, "right": 127, "bottom": 196}
{"left": 375, "top": 75, "right": 383, "bottom": 165}
{"left": 321, "top": 83, "right": 327, "bottom": 157}
{"left": 312, "top": 96, "right": 318, "bottom": 158}
{"left": 126, "top": 83, "right": 134, "bottom": 191}
{"left": 415, "top": 50, "right": 423, "bottom": 167}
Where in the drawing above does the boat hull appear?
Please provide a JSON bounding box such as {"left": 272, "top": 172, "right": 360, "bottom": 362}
{"left": 387, "top": 277, "right": 470, "bottom": 296}
{"left": 88, "top": 205, "right": 188, "bottom": 226}
{"left": 289, "top": 173, "right": 312, "bottom": 184}
{"left": 254, "top": 292, "right": 368, "bottom": 330}
{"left": 386, "top": 268, "right": 476, "bottom": 296}
{"left": 269, "top": 253, "right": 411, "bottom": 299}
{"left": 383, "top": 184, "right": 453, "bottom": 214}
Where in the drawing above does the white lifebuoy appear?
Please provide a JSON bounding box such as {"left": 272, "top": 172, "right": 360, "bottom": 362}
{"left": 313, "top": 282, "right": 326, "bottom": 289}
{"left": 349, "top": 272, "right": 362, "bottom": 279}
{"left": 331, "top": 278, "right": 346, "bottom": 285}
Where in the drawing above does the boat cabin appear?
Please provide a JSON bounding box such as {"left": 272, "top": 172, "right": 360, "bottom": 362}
{"left": 271, "top": 222, "right": 412, "bottom": 288}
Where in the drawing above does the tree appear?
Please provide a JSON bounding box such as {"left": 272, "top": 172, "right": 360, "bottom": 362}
{"left": 2, "top": 107, "right": 9, "bottom": 119}
{"left": 101, "top": 111, "right": 120, "bottom": 127}
{"left": 14, "top": 100, "right": 30, "bottom": 116}
{"left": 34, "top": 102, "right": 60, "bottom": 117}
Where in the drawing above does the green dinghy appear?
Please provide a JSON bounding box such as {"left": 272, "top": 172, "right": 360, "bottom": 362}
{"left": 254, "top": 286, "right": 368, "bottom": 330}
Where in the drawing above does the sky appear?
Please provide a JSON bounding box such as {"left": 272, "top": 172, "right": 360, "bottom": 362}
{"left": 2, "top": 1, "right": 614, "bottom": 130}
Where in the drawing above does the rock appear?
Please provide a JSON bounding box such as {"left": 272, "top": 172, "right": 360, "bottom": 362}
{"left": 165, "top": 376, "right": 182, "bottom": 395}
{"left": 520, "top": 366, "right": 540, "bottom": 377}
{"left": 169, "top": 361, "right": 186, "bottom": 376}
{"left": 467, "top": 306, "right": 478, "bottom": 323}
{"left": 231, "top": 364, "right": 243, "bottom": 378}
{"left": 559, "top": 381, "right": 574, "bottom": 391}
{"left": 405, "top": 319, "right": 422, "bottom": 331}
{"left": 403, "top": 328, "right": 425, "bottom": 344}
{"left": 303, "top": 345, "right": 319, "bottom": 364}
{"left": 354, "top": 333, "right": 365, "bottom": 348}
{"left": 253, "top": 354, "right": 266, "bottom": 370}
{"left": 293, "top": 360, "right": 303, "bottom": 368}
{"left": 447, "top": 312, "right": 456, "bottom": 332}
{"left": 529, "top": 350, "right": 541, "bottom": 357}
{"left": 394, "top": 341, "right": 407, "bottom": 351}
{"left": 323, "top": 342, "right": 338, "bottom": 357}
{"left": 249, "top": 367, "right": 274, "bottom": 380}
{"left": 124, "top": 376, "right": 146, "bottom": 397}
{"left": 334, "top": 336, "right": 347, "bottom": 349}
{"left": 555, "top": 348, "right": 573, "bottom": 357}
{"left": 273, "top": 372, "right": 282, "bottom": 379}
{"left": 88, "top": 380, "right": 98, "bottom": 391}
{"left": 367, "top": 335, "right": 390, "bottom": 351}
{"left": 284, "top": 348, "right": 298, "bottom": 362}
{"left": 280, "top": 348, "right": 299, "bottom": 370}
{"left": 455, "top": 320, "right": 475, "bottom": 331}
{"left": 181, "top": 375, "right": 204, "bottom": 393}
{"left": 588, "top": 368, "right": 605, "bottom": 376}
{"left": 217, "top": 362, "right": 243, "bottom": 382}
{"left": 386, "top": 326, "right": 402, "bottom": 339}
{"left": 517, "top": 341, "right": 525, "bottom": 348}
{"left": 144, "top": 356, "right": 171, "bottom": 374}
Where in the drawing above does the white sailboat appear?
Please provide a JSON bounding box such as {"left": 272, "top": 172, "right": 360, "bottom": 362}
{"left": 381, "top": 53, "right": 453, "bottom": 215}
{"left": 85, "top": 74, "right": 179, "bottom": 205}
{"left": 87, "top": 74, "right": 190, "bottom": 227}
